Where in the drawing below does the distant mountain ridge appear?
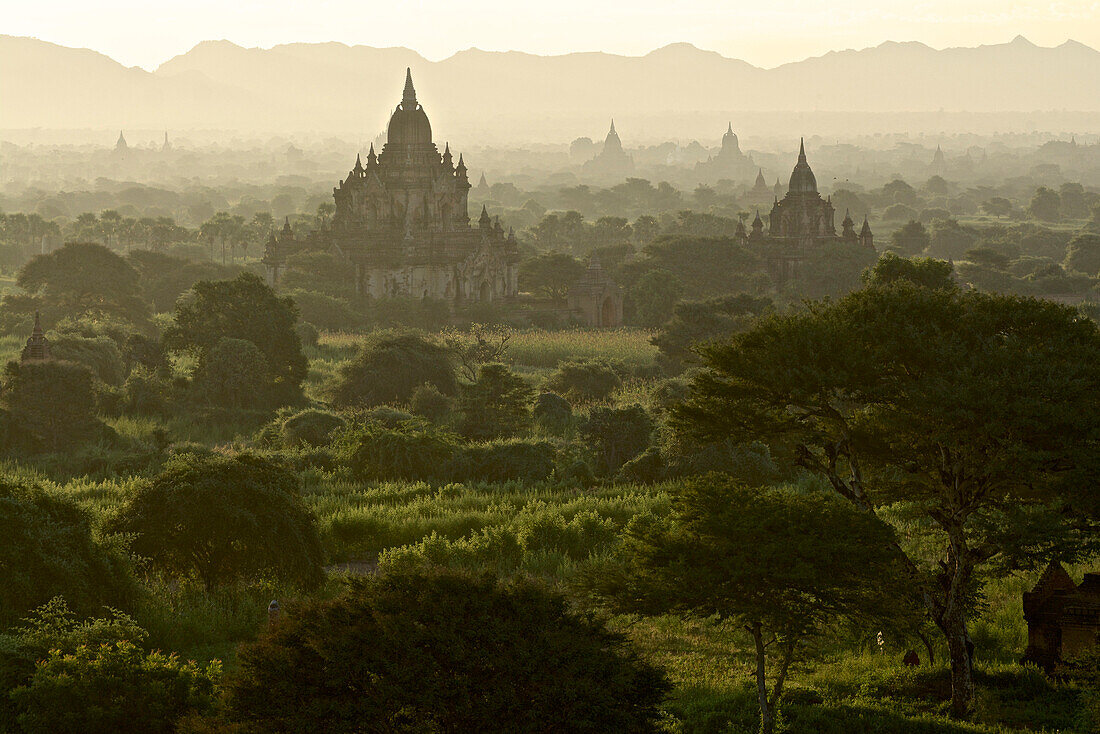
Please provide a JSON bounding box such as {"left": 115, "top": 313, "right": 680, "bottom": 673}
{"left": 3, "top": 35, "right": 1099, "bottom": 141}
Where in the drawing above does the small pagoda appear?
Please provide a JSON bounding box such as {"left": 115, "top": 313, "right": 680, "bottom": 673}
{"left": 20, "top": 312, "right": 51, "bottom": 362}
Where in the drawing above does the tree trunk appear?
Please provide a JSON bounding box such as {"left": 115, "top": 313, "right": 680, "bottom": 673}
{"left": 750, "top": 623, "right": 774, "bottom": 734}
{"left": 939, "top": 523, "right": 975, "bottom": 718}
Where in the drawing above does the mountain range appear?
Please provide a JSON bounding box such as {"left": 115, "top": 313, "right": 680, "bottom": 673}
{"left": 2, "top": 35, "right": 1099, "bottom": 142}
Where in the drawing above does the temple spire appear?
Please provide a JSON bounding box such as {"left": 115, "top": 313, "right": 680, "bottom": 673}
{"left": 798, "top": 137, "right": 806, "bottom": 162}
{"left": 402, "top": 67, "right": 417, "bottom": 108}
{"left": 609, "top": 119, "right": 616, "bottom": 135}
{"left": 727, "top": 122, "right": 733, "bottom": 135}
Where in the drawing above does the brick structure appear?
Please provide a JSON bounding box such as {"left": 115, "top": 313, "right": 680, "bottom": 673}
{"left": 20, "top": 312, "right": 51, "bottom": 362}
{"left": 1022, "top": 561, "right": 1100, "bottom": 670}
{"left": 264, "top": 69, "right": 519, "bottom": 304}
{"left": 568, "top": 258, "right": 623, "bottom": 327}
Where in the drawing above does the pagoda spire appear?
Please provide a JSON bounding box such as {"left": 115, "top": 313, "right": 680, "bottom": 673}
{"left": 609, "top": 119, "right": 616, "bottom": 135}
{"left": 402, "top": 67, "right": 417, "bottom": 108}
{"left": 367, "top": 143, "right": 377, "bottom": 166}
{"left": 798, "top": 137, "right": 806, "bottom": 162}
{"left": 727, "top": 122, "right": 733, "bottom": 135}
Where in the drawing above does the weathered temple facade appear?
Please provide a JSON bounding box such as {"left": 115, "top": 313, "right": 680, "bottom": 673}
{"left": 739, "top": 139, "right": 874, "bottom": 281}
{"left": 264, "top": 69, "right": 519, "bottom": 303}
{"left": 1022, "top": 561, "right": 1100, "bottom": 671}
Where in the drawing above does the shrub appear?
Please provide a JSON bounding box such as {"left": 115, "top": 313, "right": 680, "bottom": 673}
{"left": 533, "top": 392, "right": 572, "bottom": 430}
{"left": 9, "top": 641, "right": 220, "bottom": 734}
{"left": 285, "top": 289, "right": 362, "bottom": 331}
{"left": 279, "top": 409, "right": 345, "bottom": 448}
{"left": 1, "top": 359, "right": 105, "bottom": 453}
{"left": 48, "top": 334, "right": 127, "bottom": 385}
{"left": 465, "top": 440, "right": 556, "bottom": 483}
{"left": 582, "top": 404, "right": 654, "bottom": 476}
{"left": 225, "top": 568, "right": 669, "bottom": 733}
{"left": 457, "top": 363, "right": 533, "bottom": 440}
{"left": 294, "top": 321, "right": 319, "bottom": 349}
{"left": 121, "top": 366, "right": 170, "bottom": 416}
{"left": 193, "top": 337, "right": 273, "bottom": 409}
{"left": 107, "top": 453, "right": 324, "bottom": 591}
{"left": 545, "top": 358, "right": 623, "bottom": 402}
{"left": 330, "top": 330, "right": 456, "bottom": 409}
{"left": 0, "top": 480, "right": 133, "bottom": 629}
{"left": 337, "top": 422, "right": 462, "bottom": 483}
{"left": 409, "top": 383, "right": 453, "bottom": 421}
{"left": 616, "top": 447, "right": 666, "bottom": 483}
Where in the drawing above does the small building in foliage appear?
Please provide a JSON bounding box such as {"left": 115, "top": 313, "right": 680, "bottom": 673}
{"left": 1021, "top": 561, "right": 1100, "bottom": 670}
{"left": 568, "top": 258, "right": 622, "bottom": 327}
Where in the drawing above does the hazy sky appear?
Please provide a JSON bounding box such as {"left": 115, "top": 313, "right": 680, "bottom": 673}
{"left": 8, "top": 0, "right": 1100, "bottom": 70}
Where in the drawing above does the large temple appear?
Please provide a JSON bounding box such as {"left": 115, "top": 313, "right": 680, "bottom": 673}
{"left": 695, "top": 123, "right": 756, "bottom": 181}
{"left": 741, "top": 139, "right": 874, "bottom": 280}
{"left": 582, "top": 120, "right": 635, "bottom": 179}
{"left": 264, "top": 69, "right": 519, "bottom": 303}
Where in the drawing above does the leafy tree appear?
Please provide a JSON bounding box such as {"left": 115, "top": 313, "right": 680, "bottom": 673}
{"left": 331, "top": 330, "right": 456, "bottom": 409}
{"left": 1058, "top": 183, "right": 1089, "bottom": 219}
{"left": 861, "top": 252, "right": 955, "bottom": 290}
{"left": 107, "top": 454, "right": 324, "bottom": 591}
{"left": 1064, "top": 233, "right": 1100, "bottom": 276}
{"left": 9, "top": 641, "right": 220, "bottom": 734}
{"left": 1, "top": 360, "right": 104, "bottom": 453}
{"left": 582, "top": 405, "right": 653, "bottom": 476}
{"left": 545, "top": 358, "right": 622, "bottom": 402}
{"left": 226, "top": 568, "right": 669, "bottom": 733}
{"left": 0, "top": 480, "right": 133, "bottom": 628}
{"left": 674, "top": 283, "right": 1100, "bottom": 716}
{"left": 621, "top": 236, "right": 761, "bottom": 299}
{"left": 194, "top": 337, "right": 273, "bottom": 409}
{"left": 1028, "top": 187, "right": 1061, "bottom": 222}
{"left": 629, "top": 269, "right": 684, "bottom": 327}
{"left": 980, "top": 198, "right": 1013, "bottom": 218}
{"left": 518, "top": 252, "right": 585, "bottom": 301}
{"left": 164, "top": 272, "right": 307, "bottom": 402}
{"left": 15, "top": 242, "right": 150, "bottom": 326}
{"left": 652, "top": 294, "right": 772, "bottom": 374}
{"left": 458, "top": 363, "right": 533, "bottom": 440}
{"left": 582, "top": 477, "right": 912, "bottom": 734}
{"left": 48, "top": 334, "right": 127, "bottom": 386}
{"left": 927, "top": 218, "right": 977, "bottom": 260}
{"left": 408, "top": 383, "right": 453, "bottom": 421}
{"left": 887, "top": 220, "right": 930, "bottom": 255}
{"left": 632, "top": 215, "right": 660, "bottom": 245}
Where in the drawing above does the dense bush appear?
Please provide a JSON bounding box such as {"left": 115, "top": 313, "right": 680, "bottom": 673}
{"left": 0, "top": 480, "right": 133, "bottom": 629}
{"left": 582, "top": 404, "right": 654, "bottom": 476}
{"left": 1, "top": 359, "right": 106, "bottom": 453}
{"left": 193, "top": 337, "right": 273, "bottom": 409}
{"left": 545, "top": 358, "right": 623, "bottom": 402}
{"left": 457, "top": 363, "right": 533, "bottom": 439}
{"left": 465, "top": 440, "right": 556, "bottom": 483}
{"left": 9, "top": 641, "right": 220, "bottom": 734}
{"left": 294, "top": 321, "right": 319, "bottom": 349}
{"left": 285, "top": 289, "right": 362, "bottom": 331}
{"left": 225, "top": 568, "right": 669, "bottom": 733}
{"left": 533, "top": 392, "right": 572, "bottom": 430}
{"left": 279, "top": 408, "right": 345, "bottom": 448}
{"left": 338, "top": 422, "right": 463, "bottom": 483}
{"left": 48, "top": 334, "right": 127, "bottom": 386}
{"left": 107, "top": 453, "right": 324, "bottom": 591}
{"left": 409, "top": 382, "right": 453, "bottom": 421}
{"left": 330, "top": 330, "right": 457, "bottom": 409}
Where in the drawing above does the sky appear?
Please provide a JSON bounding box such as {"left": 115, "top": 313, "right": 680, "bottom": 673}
{"left": 7, "top": 0, "right": 1100, "bottom": 70}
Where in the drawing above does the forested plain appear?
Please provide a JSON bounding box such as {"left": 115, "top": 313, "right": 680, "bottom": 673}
{"left": 0, "top": 137, "right": 1099, "bottom": 733}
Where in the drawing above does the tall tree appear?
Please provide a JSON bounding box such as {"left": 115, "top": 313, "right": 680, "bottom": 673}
{"left": 164, "top": 272, "right": 307, "bottom": 400}
{"left": 674, "top": 283, "right": 1100, "bottom": 717}
{"left": 582, "top": 477, "right": 913, "bottom": 734}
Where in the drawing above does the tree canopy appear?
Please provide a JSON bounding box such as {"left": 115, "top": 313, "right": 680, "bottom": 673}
{"left": 163, "top": 272, "right": 307, "bottom": 401}
{"left": 674, "top": 282, "right": 1100, "bottom": 717}
{"left": 226, "top": 568, "right": 669, "bottom": 733}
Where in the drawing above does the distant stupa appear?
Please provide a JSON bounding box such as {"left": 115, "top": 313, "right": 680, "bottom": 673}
{"left": 162, "top": 131, "right": 171, "bottom": 152}
{"left": 115, "top": 130, "right": 128, "bottom": 151}
{"left": 21, "top": 312, "right": 51, "bottom": 362}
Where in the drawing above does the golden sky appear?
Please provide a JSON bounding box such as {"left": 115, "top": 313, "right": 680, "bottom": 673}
{"left": 8, "top": 0, "right": 1100, "bottom": 70}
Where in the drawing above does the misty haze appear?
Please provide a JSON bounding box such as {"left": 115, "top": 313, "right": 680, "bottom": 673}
{"left": 1, "top": 2, "right": 1099, "bottom": 733}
